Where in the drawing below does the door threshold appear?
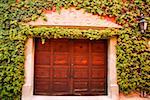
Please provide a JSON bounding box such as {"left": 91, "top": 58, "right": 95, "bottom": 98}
{"left": 29, "top": 95, "right": 112, "bottom": 100}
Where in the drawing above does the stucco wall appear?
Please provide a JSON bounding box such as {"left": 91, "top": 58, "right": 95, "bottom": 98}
{"left": 28, "top": 8, "right": 122, "bottom": 28}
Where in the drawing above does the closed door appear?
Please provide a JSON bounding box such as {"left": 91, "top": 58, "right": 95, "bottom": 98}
{"left": 34, "top": 38, "right": 107, "bottom": 96}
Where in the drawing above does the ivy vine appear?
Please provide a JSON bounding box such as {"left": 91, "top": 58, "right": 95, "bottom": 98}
{"left": 0, "top": 0, "right": 150, "bottom": 100}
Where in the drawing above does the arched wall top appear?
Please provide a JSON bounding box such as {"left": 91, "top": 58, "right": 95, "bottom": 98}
{"left": 28, "top": 8, "right": 122, "bottom": 28}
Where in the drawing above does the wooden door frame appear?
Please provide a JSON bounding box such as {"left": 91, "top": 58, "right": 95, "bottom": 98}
{"left": 22, "top": 37, "right": 119, "bottom": 100}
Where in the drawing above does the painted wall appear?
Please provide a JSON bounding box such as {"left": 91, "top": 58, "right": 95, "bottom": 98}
{"left": 28, "top": 8, "right": 122, "bottom": 28}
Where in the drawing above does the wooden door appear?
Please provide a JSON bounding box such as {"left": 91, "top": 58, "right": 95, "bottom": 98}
{"left": 72, "top": 40, "right": 89, "bottom": 95}
{"left": 52, "top": 39, "right": 71, "bottom": 95}
{"left": 34, "top": 39, "right": 107, "bottom": 96}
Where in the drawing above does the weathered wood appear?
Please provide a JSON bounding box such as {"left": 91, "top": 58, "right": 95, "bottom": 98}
{"left": 34, "top": 38, "right": 107, "bottom": 96}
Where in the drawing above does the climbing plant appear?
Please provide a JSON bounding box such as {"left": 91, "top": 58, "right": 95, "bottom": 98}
{"left": 0, "top": 0, "right": 150, "bottom": 99}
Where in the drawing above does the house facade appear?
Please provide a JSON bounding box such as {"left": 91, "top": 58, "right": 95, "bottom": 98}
{"left": 0, "top": 1, "right": 149, "bottom": 100}
{"left": 22, "top": 8, "right": 121, "bottom": 100}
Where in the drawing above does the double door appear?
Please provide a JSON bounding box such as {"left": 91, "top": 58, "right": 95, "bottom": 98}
{"left": 34, "top": 39, "right": 107, "bottom": 96}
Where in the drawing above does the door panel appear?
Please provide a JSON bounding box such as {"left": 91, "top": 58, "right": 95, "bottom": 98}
{"left": 35, "top": 65, "right": 49, "bottom": 77}
{"left": 51, "top": 39, "right": 71, "bottom": 95}
{"left": 73, "top": 68, "right": 89, "bottom": 79}
{"left": 35, "top": 39, "right": 50, "bottom": 51}
{"left": 72, "top": 40, "right": 90, "bottom": 95}
{"left": 73, "top": 81, "right": 89, "bottom": 91}
{"left": 34, "top": 38, "right": 107, "bottom": 96}
{"left": 53, "top": 54, "right": 69, "bottom": 65}
{"left": 73, "top": 55, "right": 88, "bottom": 65}
{"left": 91, "top": 54, "right": 105, "bottom": 65}
{"left": 91, "top": 69, "right": 105, "bottom": 79}
{"left": 35, "top": 78, "right": 50, "bottom": 95}
{"left": 53, "top": 68, "right": 69, "bottom": 78}
{"left": 53, "top": 80, "right": 70, "bottom": 92}
{"left": 53, "top": 40, "right": 69, "bottom": 52}
{"left": 91, "top": 41, "right": 105, "bottom": 52}
{"left": 35, "top": 51, "right": 50, "bottom": 65}
{"left": 73, "top": 41, "right": 89, "bottom": 54}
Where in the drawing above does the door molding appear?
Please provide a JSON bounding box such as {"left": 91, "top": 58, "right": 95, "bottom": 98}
{"left": 22, "top": 37, "right": 119, "bottom": 100}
